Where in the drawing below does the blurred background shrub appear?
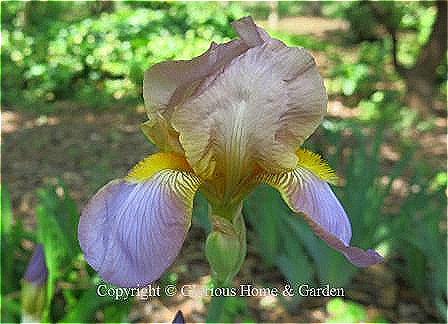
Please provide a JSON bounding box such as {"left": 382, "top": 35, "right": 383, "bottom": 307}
{"left": 2, "top": 2, "right": 245, "bottom": 107}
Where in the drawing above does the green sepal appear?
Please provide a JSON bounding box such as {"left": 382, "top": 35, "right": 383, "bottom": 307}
{"left": 21, "top": 281, "right": 47, "bottom": 322}
{"left": 205, "top": 210, "right": 247, "bottom": 286}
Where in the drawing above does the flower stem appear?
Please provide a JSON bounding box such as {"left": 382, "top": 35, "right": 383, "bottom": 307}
{"left": 206, "top": 293, "right": 226, "bottom": 323}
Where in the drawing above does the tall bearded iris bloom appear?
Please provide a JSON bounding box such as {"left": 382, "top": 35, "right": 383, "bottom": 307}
{"left": 78, "top": 17, "right": 383, "bottom": 288}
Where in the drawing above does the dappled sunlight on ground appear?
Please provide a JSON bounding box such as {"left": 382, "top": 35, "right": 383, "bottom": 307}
{"left": 258, "top": 16, "right": 349, "bottom": 37}
{"left": 1, "top": 105, "right": 152, "bottom": 227}
{"left": 1, "top": 110, "right": 61, "bottom": 136}
{"left": 327, "top": 100, "right": 360, "bottom": 118}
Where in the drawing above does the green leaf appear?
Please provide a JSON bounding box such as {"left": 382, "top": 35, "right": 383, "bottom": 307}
{"left": 327, "top": 298, "right": 367, "bottom": 323}
{"left": 34, "top": 180, "right": 81, "bottom": 319}
{"left": 192, "top": 192, "right": 211, "bottom": 234}
{"left": 1, "top": 183, "right": 26, "bottom": 294}
{"left": 62, "top": 287, "right": 128, "bottom": 322}
{"left": 1, "top": 183, "right": 14, "bottom": 235}
{"left": 244, "top": 185, "right": 286, "bottom": 265}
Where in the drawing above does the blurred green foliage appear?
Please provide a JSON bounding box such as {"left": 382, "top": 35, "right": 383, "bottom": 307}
{"left": 326, "top": 297, "right": 386, "bottom": 322}
{"left": 35, "top": 181, "right": 80, "bottom": 314}
{"left": 324, "top": 1, "right": 436, "bottom": 46}
{"left": 1, "top": 1, "right": 245, "bottom": 108}
{"left": 1, "top": 184, "right": 27, "bottom": 322}
{"left": 388, "top": 168, "right": 447, "bottom": 319}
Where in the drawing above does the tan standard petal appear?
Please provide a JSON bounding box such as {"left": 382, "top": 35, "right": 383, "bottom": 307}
{"left": 141, "top": 114, "right": 184, "bottom": 154}
{"left": 276, "top": 53, "right": 327, "bottom": 151}
{"left": 143, "top": 40, "right": 250, "bottom": 116}
{"left": 143, "top": 17, "right": 273, "bottom": 118}
{"left": 143, "top": 18, "right": 268, "bottom": 154}
{"left": 231, "top": 16, "right": 264, "bottom": 47}
{"left": 143, "top": 40, "right": 247, "bottom": 153}
{"left": 172, "top": 41, "right": 325, "bottom": 200}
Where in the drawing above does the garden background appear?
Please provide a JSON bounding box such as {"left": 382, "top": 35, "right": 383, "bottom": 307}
{"left": 1, "top": 1, "right": 446, "bottom": 323}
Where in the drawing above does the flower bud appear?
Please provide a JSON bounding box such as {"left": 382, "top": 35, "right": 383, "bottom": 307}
{"left": 21, "top": 244, "right": 48, "bottom": 323}
{"left": 23, "top": 245, "right": 48, "bottom": 285}
{"left": 205, "top": 211, "right": 246, "bottom": 285}
{"left": 172, "top": 310, "right": 185, "bottom": 324}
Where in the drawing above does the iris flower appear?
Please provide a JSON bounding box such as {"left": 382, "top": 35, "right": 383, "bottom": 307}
{"left": 78, "top": 17, "right": 383, "bottom": 288}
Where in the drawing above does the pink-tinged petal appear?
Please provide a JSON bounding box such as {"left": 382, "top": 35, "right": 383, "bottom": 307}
{"left": 143, "top": 16, "right": 327, "bottom": 200}
{"left": 142, "top": 16, "right": 272, "bottom": 155}
{"left": 172, "top": 41, "right": 324, "bottom": 182}
{"left": 276, "top": 60, "right": 327, "bottom": 151}
{"left": 143, "top": 38, "right": 250, "bottom": 153}
{"left": 143, "top": 40, "right": 249, "bottom": 114}
{"left": 143, "top": 16, "right": 271, "bottom": 116}
{"left": 231, "top": 16, "right": 264, "bottom": 47}
{"left": 78, "top": 171, "right": 200, "bottom": 287}
{"left": 259, "top": 168, "right": 383, "bottom": 267}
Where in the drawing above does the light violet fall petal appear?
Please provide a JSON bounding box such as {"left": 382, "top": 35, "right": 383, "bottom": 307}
{"left": 259, "top": 167, "right": 383, "bottom": 267}
{"left": 78, "top": 170, "right": 200, "bottom": 287}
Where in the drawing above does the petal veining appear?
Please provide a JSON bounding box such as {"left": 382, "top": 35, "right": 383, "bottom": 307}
{"left": 143, "top": 16, "right": 326, "bottom": 182}
{"left": 142, "top": 38, "right": 252, "bottom": 154}
{"left": 78, "top": 169, "right": 200, "bottom": 287}
{"left": 172, "top": 40, "right": 325, "bottom": 192}
{"left": 258, "top": 167, "right": 383, "bottom": 267}
{"left": 143, "top": 39, "right": 247, "bottom": 115}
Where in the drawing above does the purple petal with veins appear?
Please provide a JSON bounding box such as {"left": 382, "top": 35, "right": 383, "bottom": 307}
{"left": 78, "top": 171, "right": 199, "bottom": 287}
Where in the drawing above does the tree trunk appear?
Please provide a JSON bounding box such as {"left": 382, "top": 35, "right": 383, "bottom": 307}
{"left": 400, "top": 1, "right": 447, "bottom": 115}
{"left": 90, "top": 1, "right": 115, "bottom": 16}
{"left": 369, "top": 1, "right": 447, "bottom": 116}
{"left": 310, "top": 2, "right": 323, "bottom": 16}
